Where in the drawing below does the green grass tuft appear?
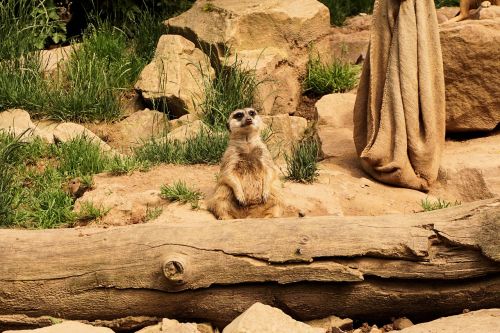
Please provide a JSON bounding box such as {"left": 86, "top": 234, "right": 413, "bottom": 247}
{"left": 22, "top": 167, "right": 76, "bottom": 229}
{"left": 53, "top": 135, "right": 109, "bottom": 177}
{"left": 0, "top": 134, "right": 25, "bottom": 226}
{"left": 160, "top": 180, "right": 203, "bottom": 209}
{"left": 285, "top": 138, "right": 320, "bottom": 183}
{"left": 421, "top": 197, "right": 461, "bottom": 212}
{"left": 0, "top": 54, "right": 48, "bottom": 112}
{"left": 135, "top": 130, "right": 229, "bottom": 165}
{"left": 107, "top": 155, "right": 149, "bottom": 176}
{"left": 304, "top": 56, "right": 360, "bottom": 96}
{"left": 45, "top": 23, "right": 144, "bottom": 122}
{"left": 76, "top": 201, "right": 110, "bottom": 222}
{"left": 145, "top": 205, "right": 163, "bottom": 221}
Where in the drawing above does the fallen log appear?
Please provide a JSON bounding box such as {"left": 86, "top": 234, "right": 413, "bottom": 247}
{"left": 0, "top": 198, "right": 499, "bottom": 328}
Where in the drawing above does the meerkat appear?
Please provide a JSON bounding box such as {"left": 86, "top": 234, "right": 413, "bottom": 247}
{"left": 207, "top": 107, "right": 283, "bottom": 220}
{"left": 445, "top": 0, "right": 497, "bottom": 23}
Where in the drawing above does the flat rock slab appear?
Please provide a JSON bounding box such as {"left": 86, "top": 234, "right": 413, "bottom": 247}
{"left": 398, "top": 309, "right": 500, "bottom": 333}
{"left": 222, "top": 302, "right": 324, "bottom": 333}
{"left": 3, "top": 321, "right": 114, "bottom": 333}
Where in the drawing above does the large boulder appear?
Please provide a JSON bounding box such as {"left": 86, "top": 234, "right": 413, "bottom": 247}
{"left": 398, "top": 309, "right": 500, "bottom": 333}
{"left": 166, "top": 0, "right": 330, "bottom": 54}
{"left": 222, "top": 302, "right": 324, "bottom": 333}
{"left": 440, "top": 18, "right": 500, "bottom": 132}
{"left": 135, "top": 35, "right": 215, "bottom": 117}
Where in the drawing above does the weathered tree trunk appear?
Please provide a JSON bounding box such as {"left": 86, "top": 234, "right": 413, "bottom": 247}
{"left": 0, "top": 198, "right": 499, "bottom": 328}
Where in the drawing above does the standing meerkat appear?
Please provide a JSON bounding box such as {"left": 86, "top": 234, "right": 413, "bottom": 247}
{"left": 207, "top": 107, "right": 283, "bottom": 220}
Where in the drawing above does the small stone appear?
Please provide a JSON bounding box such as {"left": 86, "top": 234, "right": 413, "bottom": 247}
{"left": 135, "top": 323, "right": 162, "bottom": 333}
{"left": 222, "top": 302, "right": 324, "bottom": 333}
{"left": 197, "top": 322, "right": 217, "bottom": 333}
{"left": 306, "top": 315, "right": 353, "bottom": 331}
{"left": 162, "top": 318, "right": 199, "bottom": 333}
{"left": 393, "top": 317, "right": 413, "bottom": 330}
{"left": 369, "top": 325, "right": 383, "bottom": 333}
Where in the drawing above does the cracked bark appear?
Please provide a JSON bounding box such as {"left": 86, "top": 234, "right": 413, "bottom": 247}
{"left": 0, "top": 198, "right": 498, "bottom": 328}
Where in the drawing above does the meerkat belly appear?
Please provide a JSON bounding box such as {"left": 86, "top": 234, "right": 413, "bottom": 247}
{"left": 235, "top": 148, "right": 266, "bottom": 205}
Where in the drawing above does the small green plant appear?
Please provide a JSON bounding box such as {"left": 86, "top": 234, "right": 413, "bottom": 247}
{"left": 145, "top": 205, "right": 163, "bottom": 221}
{"left": 420, "top": 197, "right": 461, "bottom": 212}
{"left": 285, "top": 138, "right": 320, "bottom": 183}
{"left": 80, "top": 174, "right": 95, "bottom": 189}
{"left": 135, "top": 130, "right": 228, "bottom": 165}
{"left": 199, "top": 52, "right": 260, "bottom": 130}
{"left": 76, "top": 201, "right": 110, "bottom": 222}
{"left": 202, "top": 3, "right": 216, "bottom": 12}
{"left": 304, "top": 55, "right": 360, "bottom": 96}
{"left": 160, "top": 181, "right": 203, "bottom": 209}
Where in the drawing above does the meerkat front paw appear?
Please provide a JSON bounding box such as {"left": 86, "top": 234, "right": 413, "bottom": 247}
{"left": 262, "top": 189, "right": 270, "bottom": 203}
{"left": 482, "top": 1, "right": 492, "bottom": 7}
{"left": 235, "top": 191, "right": 247, "bottom": 206}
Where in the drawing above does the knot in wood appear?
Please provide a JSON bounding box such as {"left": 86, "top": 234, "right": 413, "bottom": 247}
{"left": 299, "top": 235, "right": 310, "bottom": 245}
{"left": 163, "top": 259, "right": 185, "bottom": 284}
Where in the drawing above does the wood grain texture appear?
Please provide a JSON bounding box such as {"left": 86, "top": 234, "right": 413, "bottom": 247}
{"left": 0, "top": 198, "right": 498, "bottom": 327}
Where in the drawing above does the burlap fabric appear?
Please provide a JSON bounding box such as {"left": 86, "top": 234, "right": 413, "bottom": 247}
{"left": 353, "top": 0, "right": 445, "bottom": 191}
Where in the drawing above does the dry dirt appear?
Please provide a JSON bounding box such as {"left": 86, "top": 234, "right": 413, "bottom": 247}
{"left": 76, "top": 123, "right": 499, "bottom": 227}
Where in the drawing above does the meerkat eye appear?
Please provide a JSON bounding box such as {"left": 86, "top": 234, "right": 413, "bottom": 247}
{"left": 249, "top": 110, "right": 256, "bottom": 117}
{"left": 233, "top": 112, "right": 244, "bottom": 119}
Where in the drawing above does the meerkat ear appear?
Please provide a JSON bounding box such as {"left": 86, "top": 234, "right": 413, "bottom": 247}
{"left": 226, "top": 120, "right": 231, "bottom": 132}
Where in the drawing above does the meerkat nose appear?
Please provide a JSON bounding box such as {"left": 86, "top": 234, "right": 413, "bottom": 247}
{"left": 245, "top": 118, "right": 253, "bottom": 125}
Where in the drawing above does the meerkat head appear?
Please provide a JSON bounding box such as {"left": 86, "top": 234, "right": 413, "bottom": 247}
{"left": 227, "top": 107, "right": 262, "bottom": 134}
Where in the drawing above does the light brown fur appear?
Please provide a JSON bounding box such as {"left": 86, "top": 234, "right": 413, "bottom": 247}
{"left": 445, "top": 0, "right": 497, "bottom": 23}
{"left": 207, "top": 108, "right": 283, "bottom": 220}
